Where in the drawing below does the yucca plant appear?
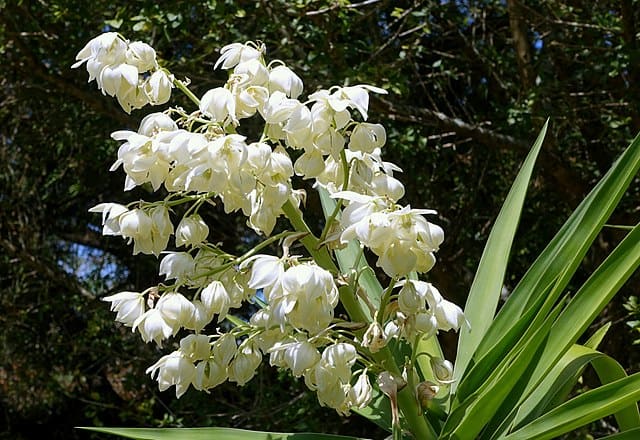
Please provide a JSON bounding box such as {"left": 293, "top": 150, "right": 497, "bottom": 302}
{"left": 76, "top": 30, "right": 640, "bottom": 440}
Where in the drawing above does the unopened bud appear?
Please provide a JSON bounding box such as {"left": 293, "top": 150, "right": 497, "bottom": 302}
{"left": 416, "top": 381, "right": 440, "bottom": 409}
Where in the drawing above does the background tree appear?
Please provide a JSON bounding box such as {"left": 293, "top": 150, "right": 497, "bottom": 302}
{"left": 1, "top": 0, "right": 638, "bottom": 438}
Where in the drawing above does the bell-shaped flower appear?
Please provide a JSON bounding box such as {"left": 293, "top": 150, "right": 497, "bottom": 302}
{"left": 227, "top": 342, "right": 262, "bottom": 386}
{"left": 133, "top": 308, "right": 174, "bottom": 345}
{"left": 193, "top": 359, "right": 227, "bottom": 390}
{"left": 175, "top": 214, "right": 209, "bottom": 247}
{"left": 102, "top": 291, "right": 145, "bottom": 327}
{"left": 119, "top": 208, "right": 153, "bottom": 252}
{"left": 200, "top": 280, "right": 231, "bottom": 321}
{"left": 138, "top": 112, "right": 178, "bottom": 136}
{"left": 200, "top": 87, "right": 237, "bottom": 125}
{"left": 146, "top": 351, "right": 196, "bottom": 398}
{"left": 348, "top": 371, "right": 373, "bottom": 409}
{"left": 377, "top": 242, "right": 418, "bottom": 277}
{"left": 244, "top": 255, "right": 285, "bottom": 293}
{"left": 179, "top": 334, "right": 211, "bottom": 361}
{"left": 294, "top": 149, "right": 325, "bottom": 179}
{"left": 73, "top": 32, "right": 126, "bottom": 71}
{"left": 159, "top": 252, "right": 195, "bottom": 281}
{"left": 89, "top": 202, "right": 129, "bottom": 236}
{"left": 126, "top": 41, "right": 157, "bottom": 72}
{"left": 212, "top": 333, "right": 237, "bottom": 367}
{"left": 262, "top": 91, "right": 300, "bottom": 124}
{"left": 233, "top": 59, "right": 269, "bottom": 86}
{"left": 184, "top": 300, "right": 213, "bottom": 333}
{"left": 215, "top": 42, "right": 262, "bottom": 70}
{"left": 156, "top": 291, "right": 195, "bottom": 330}
{"left": 349, "top": 123, "right": 386, "bottom": 153}
{"left": 410, "top": 312, "right": 438, "bottom": 339}
{"left": 149, "top": 205, "right": 174, "bottom": 255}
{"left": 145, "top": 70, "right": 173, "bottom": 105}
{"left": 268, "top": 64, "right": 303, "bottom": 99}
{"left": 282, "top": 340, "right": 321, "bottom": 377}
{"left": 433, "top": 299, "right": 466, "bottom": 332}
{"left": 398, "top": 281, "right": 425, "bottom": 315}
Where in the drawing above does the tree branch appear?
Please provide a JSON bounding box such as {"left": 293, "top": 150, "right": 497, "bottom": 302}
{"left": 2, "top": 13, "right": 130, "bottom": 126}
{"left": 507, "top": 0, "right": 535, "bottom": 90}
{"left": 375, "top": 98, "right": 590, "bottom": 202}
{"left": 0, "top": 238, "right": 96, "bottom": 300}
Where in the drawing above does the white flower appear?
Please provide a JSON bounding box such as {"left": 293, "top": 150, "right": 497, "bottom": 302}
{"left": 433, "top": 299, "right": 465, "bottom": 332}
{"left": 234, "top": 59, "right": 269, "bottom": 86}
{"left": 156, "top": 291, "right": 195, "bottom": 330}
{"left": 194, "top": 359, "right": 227, "bottom": 390}
{"left": 268, "top": 64, "right": 303, "bottom": 99}
{"left": 89, "top": 202, "right": 129, "bottom": 235}
{"left": 118, "top": 205, "right": 173, "bottom": 256}
{"left": 348, "top": 371, "right": 373, "bottom": 409}
{"left": 228, "top": 342, "right": 262, "bottom": 386}
{"left": 244, "top": 255, "right": 285, "bottom": 295}
{"left": 133, "top": 308, "right": 174, "bottom": 345}
{"left": 282, "top": 340, "right": 321, "bottom": 377}
{"left": 274, "top": 263, "right": 339, "bottom": 333}
{"left": 126, "top": 41, "right": 157, "bottom": 72}
{"left": 138, "top": 112, "right": 178, "bottom": 136}
{"left": 145, "top": 70, "right": 173, "bottom": 105}
{"left": 349, "top": 123, "right": 386, "bottom": 153}
{"left": 175, "top": 214, "right": 209, "bottom": 247}
{"left": 102, "top": 291, "right": 145, "bottom": 327}
{"left": 200, "top": 87, "right": 237, "bottom": 125}
{"left": 215, "top": 42, "right": 262, "bottom": 70}
{"left": 179, "top": 334, "right": 211, "bottom": 361}
{"left": 159, "top": 252, "right": 195, "bottom": 281}
{"left": 200, "top": 280, "right": 231, "bottom": 321}
{"left": 146, "top": 351, "right": 196, "bottom": 398}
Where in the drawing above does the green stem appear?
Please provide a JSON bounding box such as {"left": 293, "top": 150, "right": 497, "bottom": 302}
{"left": 282, "top": 198, "right": 435, "bottom": 438}
{"left": 282, "top": 199, "right": 368, "bottom": 324}
{"left": 174, "top": 78, "right": 201, "bottom": 107}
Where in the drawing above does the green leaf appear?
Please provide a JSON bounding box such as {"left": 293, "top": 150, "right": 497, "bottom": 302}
{"left": 78, "top": 427, "right": 371, "bottom": 440}
{"left": 475, "top": 132, "right": 640, "bottom": 361}
{"left": 453, "top": 120, "right": 548, "bottom": 386}
{"left": 518, "top": 223, "right": 640, "bottom": 410}
{"left": 502, "top": 372, "right": 640, "bottom": 440}
{"left": 510, "top": 344, "right": 609, "bottom": 430}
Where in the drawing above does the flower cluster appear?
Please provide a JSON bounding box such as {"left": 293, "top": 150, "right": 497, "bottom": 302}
{"left": 73, "top": 32, "right": 173, "bottom": 112}
{"left": 83, "top": 36, "right": 465, "bottom": 415}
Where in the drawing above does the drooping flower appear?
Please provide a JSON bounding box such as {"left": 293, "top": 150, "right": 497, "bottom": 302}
{"left": 102, "top": 291, "right": 145, "bottom": 327}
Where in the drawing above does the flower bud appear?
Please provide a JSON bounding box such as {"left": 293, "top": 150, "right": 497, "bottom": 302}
{"left": 430, "top": 357, "right": 455, "bottom": 384}
{"left": 416, "top": 381, "right": 440, "bottom": 408}
{"left": 362, "top": 321, "right": 387, "bottom": 353}
{"left": 146, "top": 70, "right": 173, "bottom": 105}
